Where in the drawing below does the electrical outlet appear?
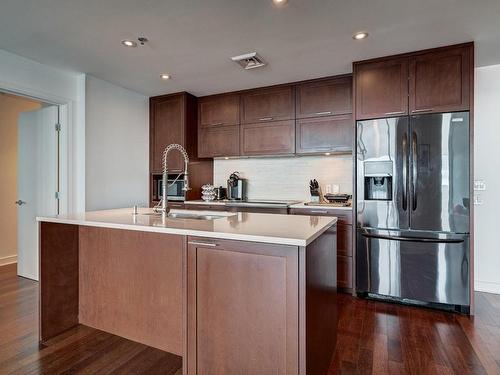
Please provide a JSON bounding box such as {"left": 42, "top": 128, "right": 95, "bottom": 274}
{"left": 474, "top": 180, "right": 486, "bottom": 191}
{"left": 474, "top": 194, "right": 483, "bottom": 205}
{"left": 332, "top": 184, "right": 340, "bottom": 194}
{"left": 325, "top": 184, "right": 332, "bottom": 194}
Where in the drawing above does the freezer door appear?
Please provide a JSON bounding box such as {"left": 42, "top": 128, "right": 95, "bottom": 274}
{"left": 356, "top": 229, "right": 470, "bottom": 306}
{"left": 356, "top": 117, "right": 409, "bottom": 230}
{"left": 410, "top": 112, "right": 470, "bottom": 233}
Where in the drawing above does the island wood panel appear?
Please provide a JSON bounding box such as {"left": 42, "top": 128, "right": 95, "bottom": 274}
{"left": 241, "top": 85, "right": 294, "bottom": 124}
{"left": 409, "top": 44, "right": 471, "bottom": 113}
{"left": 199, "top": 93, "right": 240, "bottom": 128}
{"left": 296, "top": 76, "right": 352, "bottom": 118}
{"left": 187, "top": 237, "right": 299, "bottom": 375}
{"left": 296, "top": 114, "right": 353, "bottom": 154}
{"left": 39, "top": 222, "right": 79, "bottom": 342}
{"left": 354, "top": 57, "right": 409, "bottom": 120}
{"left": 78, "top": 226, "right": 186, "bottom": 356}
{"left": 240, "top": 120, "right": 295, "bottom": 156}
{"left": 303, "top": 226, "right": 338, "bottom": 375}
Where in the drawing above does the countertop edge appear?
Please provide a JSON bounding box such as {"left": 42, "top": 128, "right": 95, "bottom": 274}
{"left": 36, "top": 216, "right": 337, "bottom": 247}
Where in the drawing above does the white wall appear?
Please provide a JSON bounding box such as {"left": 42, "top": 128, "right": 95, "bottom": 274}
{"left": 214, "top": 155, "right": 352, "bottom": 201}
{"left": 85, "top": 76, "right": 149, "bottom": 210}
{"left": 474, "top": 65, "right": 500, "bottom": 294}
{"left": 0, "top": 48, "right": 85, "bottom": 213}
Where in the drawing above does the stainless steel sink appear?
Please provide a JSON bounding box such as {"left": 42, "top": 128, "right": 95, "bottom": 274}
{"left": 138, "top": 212, "right": 225, "bottom": 220}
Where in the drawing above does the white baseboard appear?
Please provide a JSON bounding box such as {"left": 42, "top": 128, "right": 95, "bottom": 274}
{"left": 0, "top": 255, "right": 17, "bottom": 266}
{"left": 475, "top": 280, "right": 500, "bottom": 295}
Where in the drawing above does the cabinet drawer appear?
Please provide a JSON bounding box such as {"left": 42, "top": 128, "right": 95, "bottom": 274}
{"left": 289, "top": 208, "right": 353, "bottom": 225}
{"left": 241, "top": 86, "right": 294, "bottom": 124}
{"left": 199, "top": 94, "right": 240, "bottom": 128}
{"left": 296, "top": 76, "right": 352, "bottom": 119}
{"left": 354, "top": 57, "right": 409, "bottom": 120}
{"left": 240, "top": 120, "right": 295, "bottom": 156}
{"left": 167, "top": 202, "right": 185, "bottom": 209}
{"left": 296, "top": 114, "right": 353, "bottom": 154}
{"left": 198, "top": 125, "right": 239, "bottom": 158}
{"left": 337, "top": 255, "right": 353, "bottom": 289}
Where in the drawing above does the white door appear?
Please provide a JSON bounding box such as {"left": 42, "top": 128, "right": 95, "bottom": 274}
{"left": 17, "top": 106, "right": 59, "bottom": 281}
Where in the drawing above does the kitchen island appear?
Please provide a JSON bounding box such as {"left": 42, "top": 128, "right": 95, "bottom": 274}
{"left": 37, "top": 208, "right": 338, "bottom": 375}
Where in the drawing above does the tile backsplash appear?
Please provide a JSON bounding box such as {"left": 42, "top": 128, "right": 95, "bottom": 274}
{"left": 213, "top": 155, "right": 352, "bottom": 201}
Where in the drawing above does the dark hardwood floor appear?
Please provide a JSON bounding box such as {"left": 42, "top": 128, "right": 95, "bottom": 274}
{"left": 1, "top": 263, "right": 500, "bottom": 374}
{"left": 0, "top": 264, "right": 182, "bottom": 375}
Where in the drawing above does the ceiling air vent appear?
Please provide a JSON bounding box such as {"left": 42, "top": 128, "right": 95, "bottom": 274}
{"left": 231, "top": 52, "right": 267, "bottom": 70}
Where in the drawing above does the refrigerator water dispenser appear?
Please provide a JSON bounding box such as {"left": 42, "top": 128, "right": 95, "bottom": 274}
{"left": 363, "top": 161, "right": 393, "bottom": 201}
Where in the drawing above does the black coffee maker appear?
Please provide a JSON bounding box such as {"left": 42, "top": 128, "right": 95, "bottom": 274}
{"left": 227, "top": 172, "right": 247, "bottom": 200}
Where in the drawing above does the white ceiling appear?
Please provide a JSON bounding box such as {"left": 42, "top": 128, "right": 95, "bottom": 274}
{"left": 1, "top": 0, "right": 500, "bottom": 97}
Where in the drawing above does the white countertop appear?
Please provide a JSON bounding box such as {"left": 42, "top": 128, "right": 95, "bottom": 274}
{"left": 37, "top": 208, "right": 337, "bottom": 246}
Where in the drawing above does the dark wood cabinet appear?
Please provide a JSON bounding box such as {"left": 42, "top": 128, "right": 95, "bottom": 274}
{"left": 289, "top": 207, "right": 353, "bottom": 293}
{"left": 354, "top": 57, "right": 409, "bottom": 120}
{"left": 296, "top": 76, "right": 352, "bottom": 118}
{"left": 187, "top": 237, "right": 299, "bottom": 374}
{"left": 409, "top": 45, "right": 472, "bottom": 114}
{"left": 240, "top": 120, "right": 295, "bottom": 156}
{"left": 150, "top": 92, "right": 198, "bottom": 173}
{"left": 241, "top": 85, "right": 294, "bottom": 124}
{"left": 199, "top": 94, "right": 240, "bottom": 128}
{"left": 198, "top": 125, "right": 239, "bottom": 158}
{"left": 296, "top": 114, "right": 353, "bottom": 154}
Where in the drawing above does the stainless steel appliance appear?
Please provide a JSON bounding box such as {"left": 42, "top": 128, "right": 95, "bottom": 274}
{"left": 157, "top": 173, "right": 187, "bottom": 201}
{"left": 356, "top": 112, "right": 470, "bottom": 313}
{"left": 227, "top": 172, "right": 247, "bottom": 200}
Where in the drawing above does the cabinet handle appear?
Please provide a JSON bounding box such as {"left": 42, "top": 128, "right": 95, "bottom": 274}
{"left": 385, "top": 111, "right": 404, "bottom": 115}
{"left": 259, "top": 117, "right": 273, "bottom": 121}
{"left": 310, "top": 210, "right": 328, "bottom": 214}
{"left": 188, "top": 241, "right": 218, "bottom": 247}
{"left": 210, "top": 122, "right": 224, "bottom": 126}
{"left": 412, "top": 108, "right": 433, "bottom": 113}
{"left": 315, "top": 111, "right": 332, "bottom": 116}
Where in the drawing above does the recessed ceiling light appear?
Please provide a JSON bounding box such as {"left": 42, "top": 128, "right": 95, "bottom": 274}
{"left": 121, "top": 39, "right": 137, "bottom": 47}
{"left": 160, "top": 74, "right": 171, "bottom": 80}
{"left": 325, "top": 152, "right": 331, "bottom": 156}
{"left": 272, "top": 0, "right": 288, "bottom": 5}
{"left": 353, "top": 32, "right": 369, "bottom": 40}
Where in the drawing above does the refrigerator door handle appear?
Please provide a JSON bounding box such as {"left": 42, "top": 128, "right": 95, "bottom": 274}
{"left": 361, "top": 232, "right": 464, "bottom": 243}
{"left": 402, "top": 132, "right": 408, "bottom": 211}
{"left": 412, "top": 131, "right": 418, "bottom": 211}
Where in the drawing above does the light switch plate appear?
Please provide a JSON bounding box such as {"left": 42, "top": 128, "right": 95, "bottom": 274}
{"left": 474, "top": 180, "right": 486, "bottom": 191}
{"left": 332, "top": 184, "right": 340, "bottom": 194}
{"left": 325, "top": 184, "right": 332, "bottom": 194}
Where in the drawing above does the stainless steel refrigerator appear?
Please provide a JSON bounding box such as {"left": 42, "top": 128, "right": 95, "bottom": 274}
{"left": 356, "top": 112, "right": 470, "bottom": 313}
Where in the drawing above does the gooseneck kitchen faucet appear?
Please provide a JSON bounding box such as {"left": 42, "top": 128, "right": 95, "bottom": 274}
{"left": 154, "top": 144, "right": 190, "bottom": 216}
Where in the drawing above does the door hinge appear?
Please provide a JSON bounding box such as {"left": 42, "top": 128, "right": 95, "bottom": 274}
{"left": 55, "top": 191, "right": 61, "bottom": 199}
{"left": 55, "top": 123, "right": 61, "bottom": 132}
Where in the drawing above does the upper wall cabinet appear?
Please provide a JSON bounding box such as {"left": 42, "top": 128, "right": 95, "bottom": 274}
{"left": 354, "top": 43, "right": 473, "bottom": 120}
{"left": 241, "top": 86, "right": 294, "bottom": 124}
{"left": 296, "top": 76, "right": 352, "bottom": 118}
{"left": 150, "top": 92, "right": 198, "bottom": 173}
{"left": 199, "top": 94, "right": 240, "bottom": 128}
{"left": 354, "top": 57, "right": 409, "bottom": 120}
{"left": 409, "top": 45, "right": 472, "bottom": 114}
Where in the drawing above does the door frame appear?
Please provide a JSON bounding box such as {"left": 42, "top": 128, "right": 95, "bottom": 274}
{"left": 0, "top": 84, "right": 79, "bottom": 215}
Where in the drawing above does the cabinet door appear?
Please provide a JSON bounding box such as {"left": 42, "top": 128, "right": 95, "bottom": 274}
{"left": 198, "top": 125, "right": 239, "bottom": 158}
{"left": 409, "top": 45, "right": 471, "bottom": 114}
{"left": 241, "top": 86, "right": 294, "bottom": 124}
{"left": 151, "top": 95, "right": 184, "bottom": 172}
{"left": 296, "top": 114, "right": 353, "bottom": 154}
{"left": 199, "top": 94, "right": 240, "bottom": 128}
{"left": 337, "top": 224, "right": 353, "bottom": 257}
{"left": 354, "top": 57, "right": 409, "bottom": 120}
{"left": 337, "top": 255, "right": 353, "bottom": 289}
{"left": 187, "top": 238, "right": 299, "bottom": 375}
{"left": 296, "top": 76, "right": 352, "bottom": 119}
{"left": 241, "top": 120, "right": 295, "bottom": 156}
